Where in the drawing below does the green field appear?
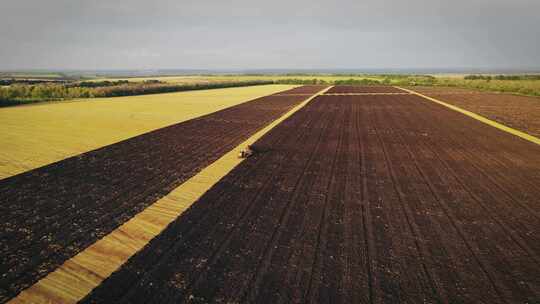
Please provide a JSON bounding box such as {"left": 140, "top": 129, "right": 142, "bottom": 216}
{"left": 0, "top": 84, "right": 296, "bottom": 179}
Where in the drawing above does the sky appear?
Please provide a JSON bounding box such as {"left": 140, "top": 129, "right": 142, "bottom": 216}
{"left": 1, "top": 0, "right": 539, "bottom": 71}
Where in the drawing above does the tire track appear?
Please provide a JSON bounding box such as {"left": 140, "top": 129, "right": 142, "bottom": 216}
{"left": 415, "top": 98, "right": 540, "bottom": 210}
{"left": 397, "top": 96, "right": 540, "bottom": 261}
{"left": 174, "top": 102, "right": 334, "bottom": 303}
{"left": 354, "top": 101, "right": 374, "bottom": 304}
{"left": 390, "top": 96, "right": 539, "bottom": 301}
{"left": 305, "top": 103, "right": 347, "bottom": 303}
{"left": 376, "top": 96, "right": 509, "bottom": 303}
{"left": 237, "top": 99, "right": 339, "bottom": 304}
{"left": 369, "top": 99, "right": 444, "bottom": 303}
{"left": 246, "top": 108, "right": 340, "bottom": 304}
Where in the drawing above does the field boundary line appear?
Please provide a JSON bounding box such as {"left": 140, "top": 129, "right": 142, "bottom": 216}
{"left": 324, "top": 93, "right": 411, "bottom": 96}
{"left": 9, "top": 86, "right": 333, "bottom": 304}
{"left": 273, "top": 93, "right": 314, "bottom": 96}
{"left": 396, "top": 86, "right": 540, "bottom": 146}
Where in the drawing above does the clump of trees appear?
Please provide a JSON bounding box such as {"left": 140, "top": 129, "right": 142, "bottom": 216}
{"left": 75, "top": 80, "right": 130, "bottom": 88}
{"left": 0, "top": 85, "right": 95, "bottom": 106}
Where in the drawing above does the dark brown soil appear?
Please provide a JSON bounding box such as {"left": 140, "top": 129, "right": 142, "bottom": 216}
{"left": 409, "top": 86, "right": 540, "bottom": 138}
{"left": 406, "top": 86, "right": 480, "bottom": 94}
{"left": 82, "top": 91, "right": 540, "bottom": 304}
{"left": 273, "top": 85, "right": 328, "bottom": 95}
{"left": 0, "top": 88, "right": 322, "bottom": 303}
{"left": 326, "top": 85, "right": 405, "bottom": 93}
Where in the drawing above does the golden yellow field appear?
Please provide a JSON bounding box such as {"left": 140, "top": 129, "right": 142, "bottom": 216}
{"left": 0, "top": 84, "right": 295, "bottom": 179}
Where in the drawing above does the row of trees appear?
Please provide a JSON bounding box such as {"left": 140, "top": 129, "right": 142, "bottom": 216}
{"left": 0, "top": 85, "right": 95, "bottom": 104}
{"left": 0, "top": 79, "right": 67, "bottom": 86}
{"left": 464, "top": 74, "right": 540, "bottom": 81}
{"left": 0, "top": 80, "right": 273, "bottom": 107}
{"left": 334, "top": 78, "right": 384, "bottom": 85}
{"left": 3, "top": 75, "right": 539, "bottom": 107}
{"left": 273, "top": 76, "right": 437, "bottom": 86}
{"left": 74, "top": 80, "right": 130, "bottom": 88}
{"left": 273, "top": 78, "right": 391, "bottom": 85}
{"left": 274, "top": 78, "right": 330, "bottom": 85}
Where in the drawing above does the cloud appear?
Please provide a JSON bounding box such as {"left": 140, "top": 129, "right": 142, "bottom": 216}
{"left": 1, "top": 0, "right": 539, "bottom": 70}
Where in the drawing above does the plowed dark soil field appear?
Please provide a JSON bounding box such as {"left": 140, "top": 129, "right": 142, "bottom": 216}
{"left": 409, "top": 86, "right": 540, "bottom": 138}
{"left": 82, "top": 88, "right": 540, "bottom": 303}
{"left": 405, "top": 86, "right": 479, "bottom": 94}
{"left": 274, "top": 85, "right": 329, "bottom": 95}
{"left": 0, "top": 88, "right": 324, "bottom": 303}
{"left": 326, "top": 85, "right": 404, "bottom": 93}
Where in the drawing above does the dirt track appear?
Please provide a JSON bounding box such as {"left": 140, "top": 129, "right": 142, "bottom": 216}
{"left": 0, "top": 89, "right": 324, "bottom": 303}
{"left": 82, "top": 88, "right": 540, "bottom": 303}
{"left": 409, "top": 86, "right": 540, "bottom": 138}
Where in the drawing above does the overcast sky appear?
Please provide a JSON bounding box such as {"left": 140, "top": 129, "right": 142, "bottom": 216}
{"left": 1, "top": 0, "right": 539, "bottom": 70}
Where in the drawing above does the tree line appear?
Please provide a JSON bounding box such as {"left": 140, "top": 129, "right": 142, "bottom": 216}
{"left": 464, "top": 74, "right": 540, "bottom": 81}
{"left": 0, "top": 80, "right": 273, "bottom": 107}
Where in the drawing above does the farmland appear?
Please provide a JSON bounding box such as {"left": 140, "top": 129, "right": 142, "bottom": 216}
{"left": 0, "top": 85, "right": 325, "bottom": 302}
{"left": 4, "top": 73, "right": 540, "bottom": 107}
{"left": 0, "top": 84, "right": 295, "bottom": 179}
{"left": 76, "top": 86, "right": 539, "bottom": 303}
{"left": 1, "top": 85, "right": 539, "bottom": 304}
{"left": 92, "top": 75, "right": 381, "bottom": 84}
{"left": 407, "top": 86, "right": 540, "bottom": 138}
{"left": 326, "top": 85, "right": 405, "bottom": 94}
{"left": 92, "top": 74, "right": 540, "bottom": 96}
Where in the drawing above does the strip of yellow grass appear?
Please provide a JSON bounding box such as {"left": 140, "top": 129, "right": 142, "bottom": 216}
{"left": 10, "top": 86, "right": 333, "bottom": 304}
{"left": 397, "top": 86, "right": 540, "bottom": 146}
{"left": 0, "top": 85, "right": 296, "bottom": 179}
{"left": 324, "top": 93, "right": 411, "bottom": 96}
